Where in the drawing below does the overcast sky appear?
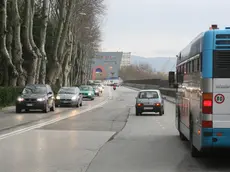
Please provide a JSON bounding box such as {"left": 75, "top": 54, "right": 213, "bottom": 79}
{"left": 100, "top": 0, "right": 230, "bottom": 57}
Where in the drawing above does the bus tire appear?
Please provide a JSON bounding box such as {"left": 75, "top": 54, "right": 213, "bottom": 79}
{"left": 190, "top": 116, "right": 201, "bottom": 157}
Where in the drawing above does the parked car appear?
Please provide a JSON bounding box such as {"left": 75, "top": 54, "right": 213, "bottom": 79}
{"left": 79, "top": 85, "right": 95, "bottom": 100}
{"left": 15, "top": 84, "right": 55, "bottom": 113}
{"left": 135, "top": 89, "right": 165, "bottom": 116}
{"left": 92, "top": 85, "right": 100, "bottom": 96}
{"left": 55, "top": 87, "right": 83, "bottom": 107}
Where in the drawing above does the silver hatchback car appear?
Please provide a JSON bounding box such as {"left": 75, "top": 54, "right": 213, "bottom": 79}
{"left": 135, "top": 89, "right": 164, "bottom": 116}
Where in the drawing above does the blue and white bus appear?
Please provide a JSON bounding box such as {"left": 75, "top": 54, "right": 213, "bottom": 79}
{"left": 169, "top": 25, "right": 230, "bottom": 157}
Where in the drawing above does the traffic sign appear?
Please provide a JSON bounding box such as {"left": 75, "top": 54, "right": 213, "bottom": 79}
{"left": 214, "top": 94, "right": 225, "bottom": 104}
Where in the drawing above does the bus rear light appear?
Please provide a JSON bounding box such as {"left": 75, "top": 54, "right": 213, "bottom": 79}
{"left": 203, "top": 100, "right": 212, "bottom": 106}
{"left": 202, "top": 93, "right": 213, "bottom": 114}
{"left": 202, "top": 121, "right": 212, "bottom": 128}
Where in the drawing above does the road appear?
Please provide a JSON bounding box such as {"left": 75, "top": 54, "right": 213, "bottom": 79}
{"left": 1, "top": 86, "right": 230, "bottom": 172}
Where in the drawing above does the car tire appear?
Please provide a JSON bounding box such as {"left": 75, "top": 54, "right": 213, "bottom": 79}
{"left": 80, "top": 101, "right": 83, "bottom": 106}
{"left": 76, "top": 101, "right": 79, "bottom": 108}
{"left": 16, "top": 106, "right": 21, "bottom": 113}
{"left": 43, "top": 103, "right": 49, "bottom": 113}
{"left": 50, "top": 102, "right": 55, "bottom": 111}
{"left": 91, "top": 97, "right": 94, "bottom": 101}
{"left": 159, "top": 110, "right": 162, "bottom": 116}
{"left": 135, "top": 109, "right": 141, "bottom": 116}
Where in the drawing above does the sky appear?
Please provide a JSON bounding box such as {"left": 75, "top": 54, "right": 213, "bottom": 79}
{"left": 100, "top": 0, "right": 230, "bottom": 57}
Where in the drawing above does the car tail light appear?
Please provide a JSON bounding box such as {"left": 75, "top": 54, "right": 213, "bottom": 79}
{"left": 154, "top": 103, "right": 161, "bottom": 106}
{"left": 137, "top": 103, "right": 143, "bottom": 107}
{"left": 202, "top": 93, "right": 212, "bottom": 114}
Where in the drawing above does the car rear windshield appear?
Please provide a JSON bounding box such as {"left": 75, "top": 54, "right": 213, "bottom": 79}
{"left": 138, "top": 91, "right": 159, "bottom": 99}
{"left": 80, "top": 86, "right": 91, "bottom": 91}
{"left": 22, "top": 85, "right": 46, "bottom": 94}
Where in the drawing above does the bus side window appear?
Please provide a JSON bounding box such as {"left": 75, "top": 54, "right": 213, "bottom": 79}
{"left": 192, "top": 60, "right": 195, "bottom": 72}
{"left": 197, "top": 57, "right": 200, "bottom": 71}
{"left": 200, "top": 53, "right": 202, "bottom": 72}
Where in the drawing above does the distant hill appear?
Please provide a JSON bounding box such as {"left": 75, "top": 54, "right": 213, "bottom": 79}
{"left": 131, "top": 55, "right": 176, "bottom": 72}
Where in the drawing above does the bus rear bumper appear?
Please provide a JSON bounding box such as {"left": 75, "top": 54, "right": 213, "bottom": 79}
{"left": 212, "top": 128, "right": 230, "bottom": 148}
{"left": 202, "top": 128, "right": 230, "bottom": 149}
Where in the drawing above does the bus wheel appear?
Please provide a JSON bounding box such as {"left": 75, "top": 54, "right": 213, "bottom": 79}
{"left": 179, "top": 131, "right": 187, "bottom": 141}
{"left": 190, "top": 117, "right": 201, "bottom": 157}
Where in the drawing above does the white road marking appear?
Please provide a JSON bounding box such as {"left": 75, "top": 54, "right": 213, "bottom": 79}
{"left": 0, "top": 100, "right": 108, "bottom": 140}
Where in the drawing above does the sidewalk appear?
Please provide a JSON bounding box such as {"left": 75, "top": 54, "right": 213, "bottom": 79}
{"left": 0, "top": 106, "right": 15, "bottom": 113}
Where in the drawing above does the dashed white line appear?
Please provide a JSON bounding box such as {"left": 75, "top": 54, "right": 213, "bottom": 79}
{"left": 0, "top": 100, "right": 108, "bottom": 141}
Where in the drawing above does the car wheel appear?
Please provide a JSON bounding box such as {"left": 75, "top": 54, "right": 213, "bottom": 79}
{"left": 91, "top": 97, "right": 94, "bottom": 100}
{"left": 16, "top": 106, "right": 21, "bottom": 113}
{"left": 80, "top": 101, "right": 83, "bottom": 106}
{"left": 159, "top": 110, "right": 162, "bottom": 116}
{"left": 43, "top": 103, "right": 49, "bottom": 113}
{"left": 76, "top": 101, "right": 79, "bottom": 108}
{"left": 135, "top": 109, "right": 141, "bottom": 116}
{"left": 50, "top": 102, "right": 55, "bottom": 111}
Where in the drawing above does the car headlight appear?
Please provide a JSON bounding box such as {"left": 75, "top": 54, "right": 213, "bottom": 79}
{"left": 71, "top": 95, "right": 77, "bottom": 100}
{"left": 17, "top": 97, "right": 24, "bottom": 102}
{"left": 56, "top": 95, "right": 60, "bottom": 100}
{"left": 37, "top": 98, "right": 45, "bottom": 101}
{"left": 88, "top": 93, "right": 91, "bottom": 95}
{"left": 95, "top": 90, "right": 99, "bottom": 92}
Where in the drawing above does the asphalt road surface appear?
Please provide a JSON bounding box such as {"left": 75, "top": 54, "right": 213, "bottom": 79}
{"left": 1, "top": 86, "right": 230, "bottom": 172}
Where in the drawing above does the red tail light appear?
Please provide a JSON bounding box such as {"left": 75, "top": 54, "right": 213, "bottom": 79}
{"left": 202, "top": 121, "right": 212, "bottom": 128}
{"left": 202, "top": 93, "right": 212, "bottom": 114}
{"left": 154, "top": 103, "right": 161, "bottom": 106}
{"left": 137, "top": 103, "right": 143, "bottom": 107}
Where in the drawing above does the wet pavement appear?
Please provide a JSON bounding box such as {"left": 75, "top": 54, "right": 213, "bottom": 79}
{"left": 1, "top": 86, "right": 230, "bottom": 172}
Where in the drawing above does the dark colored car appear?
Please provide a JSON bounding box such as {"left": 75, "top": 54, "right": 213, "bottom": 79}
{"left": 16, "top": 84, "right": 55, "bottom": 113}
{"left": 55, "top": 87, "right": 83, "bottom": 107}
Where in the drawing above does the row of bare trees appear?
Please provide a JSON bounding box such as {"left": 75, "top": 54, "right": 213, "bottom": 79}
{"left": 119, "top": 63, "right": 168, "bottom": 80}
{"left": 0, "top": 0, "right": 105, "bottom": 87}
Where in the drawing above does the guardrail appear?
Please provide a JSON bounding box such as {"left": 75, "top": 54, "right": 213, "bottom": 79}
{"left": 122, "top": 83, "right": 176, "bottom": 98}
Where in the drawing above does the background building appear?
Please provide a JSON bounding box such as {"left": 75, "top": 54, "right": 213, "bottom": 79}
{"left": 120, "top": 52, "right": 131, "bottom": 68}
{"left": 91, "top": 52, "right": 123, "bottom": 80}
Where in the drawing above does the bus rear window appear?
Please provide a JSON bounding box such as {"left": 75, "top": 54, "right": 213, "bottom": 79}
{"left": 213, "top": 50, "right": 230, "bottom": 78}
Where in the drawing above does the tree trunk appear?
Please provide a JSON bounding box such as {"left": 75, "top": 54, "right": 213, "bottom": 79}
{"left": 12, "top": 0, "right": 25, "bottom": 86}
{"left": 0, "top": 0, "right": 18, "bottom": 86}
{"left": 39, "top": 0, "right": 49, "bottom": 84}
{"left": 21, "top": 0, "right": 37, "bottom": 84}
{"left": 46, "top": 0, "right": 66, "bottom": 84}
{"left": 63, "top": 31, "right": 73, "bottom": 86}
{"left": 52, "top": 0, "right": 75, "bottom": 85}
{"left": 29, "top": 0, "right": 42, "bottom": 84}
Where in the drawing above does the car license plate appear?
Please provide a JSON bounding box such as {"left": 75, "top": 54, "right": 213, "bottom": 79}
{"left": 26, "top": 103, "right": 33, "bottom": 106}
{"left": 63, "top": 101, "right": 68, "bottom": 103}
{"left": 144, "top": 107, "right": 153, "bottom": 110}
